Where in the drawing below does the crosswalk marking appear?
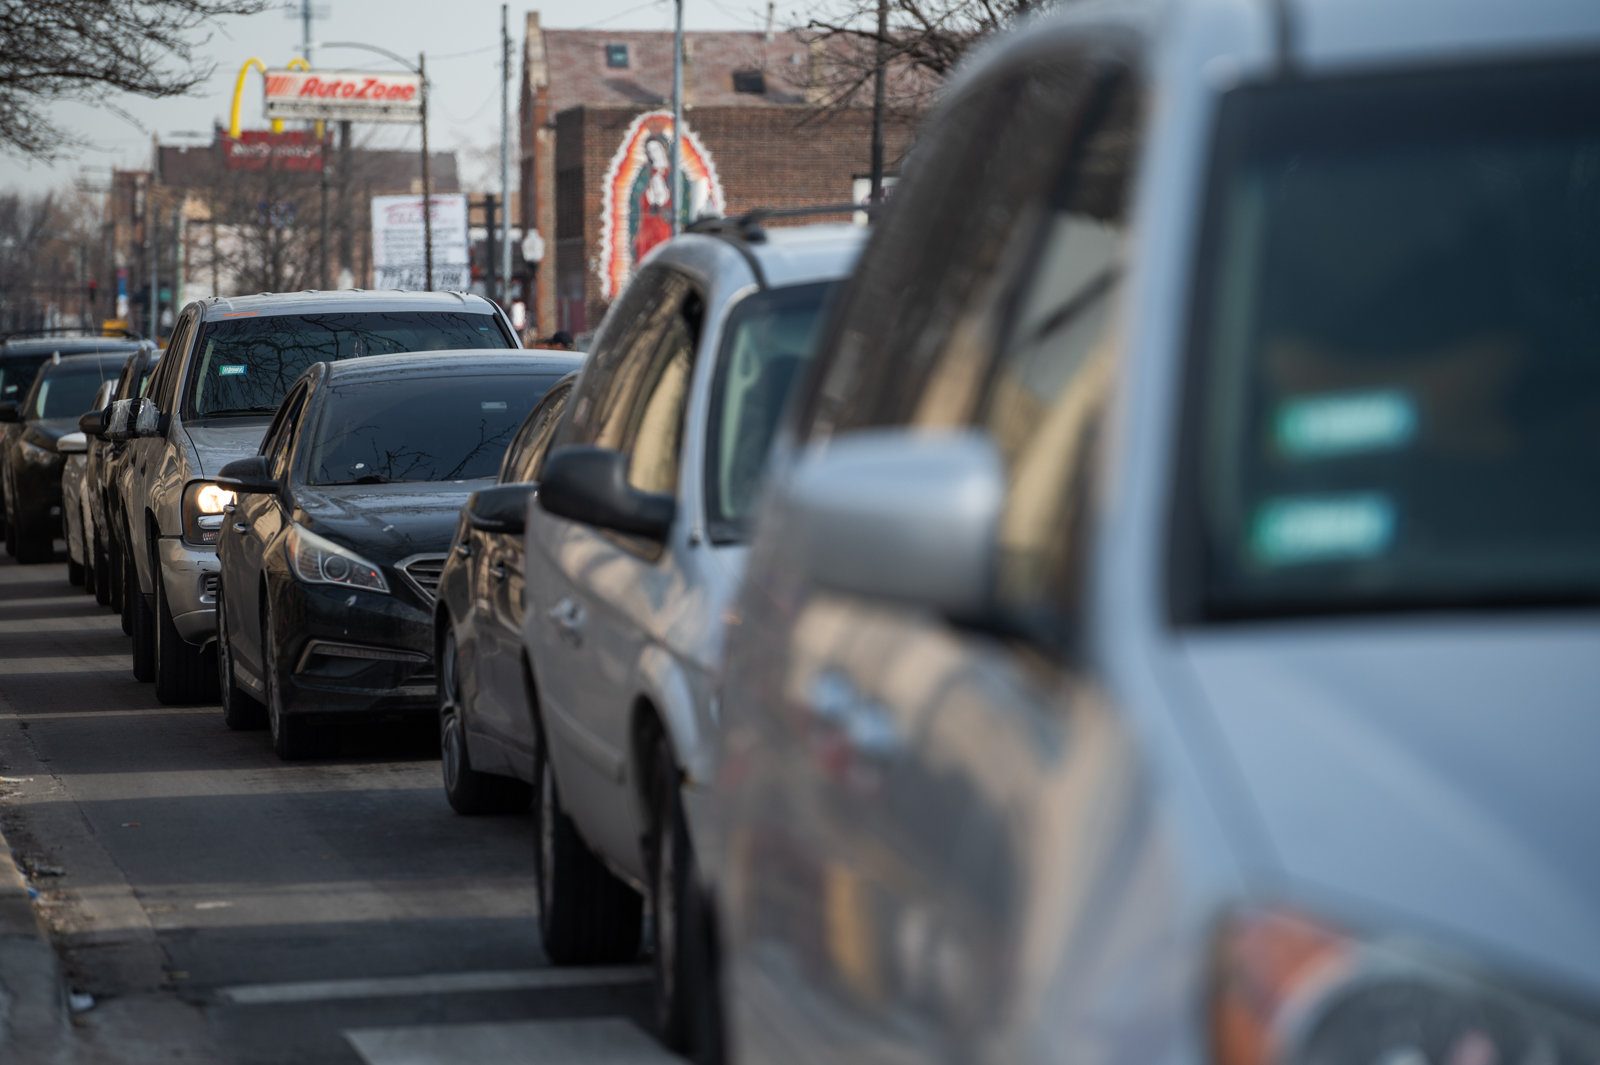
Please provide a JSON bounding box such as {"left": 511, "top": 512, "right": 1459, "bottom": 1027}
{"left": 344, "top": 1017, "right": 683, "bottom": 1065}
{"left": 219, "top": 966, "right": 650, "bottom": 1005}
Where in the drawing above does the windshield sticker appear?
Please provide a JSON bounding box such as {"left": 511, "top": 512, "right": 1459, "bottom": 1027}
{"left": 1276, "top": 389, "right": 1417, "bottom": 461}
{"left": 1251, "top": 494, "right": 1395, "bottom": 566}
{"left": 218, "top": 365, "right": 247, "bottom": 376}
{"left": 481, "top": 401, "right": 507, "bottom": 410}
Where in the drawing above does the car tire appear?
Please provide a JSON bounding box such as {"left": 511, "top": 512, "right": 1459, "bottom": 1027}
{"left": 154, "top": 573, "right": 218, "bottom": 705}
{"left": 94, "top": 542, "right": 113, "bottom": 606}
{"left": 263, "top": 598, "right": 322, "bottom": 760}
{"left": 3, "top": 493, "right": 15, "bottom": 558}
{"left": 14, "top": 514, "right": 53, "bottom": 564}
{"left": 649, "top": 734, "right": 721, "bottom": 1059}
{"left": 533, "top": 720, "right": 643, "bottom": 965}
{"left": 68, "top": 557, "right": 85, "bottom": 585}
{"left": 217, "top": 582, "right": 266, "bottom": 731}
{"left": 83, "top": 549, "right": 96, "bottom": 596}
{"left": 439, "top": 625, "right": 531, "bottom": 815}
{"left": 130, "top": 554, "right": 156, "bottom": 682}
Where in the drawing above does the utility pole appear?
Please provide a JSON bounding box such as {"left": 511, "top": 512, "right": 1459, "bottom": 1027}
{"left": 670, "top": 0, "right": 684, "bottom": 235}
{"left": 320, "top": 138, "right": 331, "bottom": 289}
{"left": 501, "top": 3, "right": 513, "bottom": 307}
{"left": 420, "top": 51, "right": 434, "bottom": 291}
{"left": 173, "top": 206, "right": 184, "bottom": 314}
{"left": 486, "top": 193, "right": 498, "bottom": 301}
{"left": 870, "top": 0, "right": 887, "bottom": 204}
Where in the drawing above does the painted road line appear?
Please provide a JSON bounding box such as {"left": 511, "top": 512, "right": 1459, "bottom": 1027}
{"left": 345, "top": 1017, "right": 681, "bottom": 1065}
{"left": 219, "top": 966, "right": 650, "bottom": 1005}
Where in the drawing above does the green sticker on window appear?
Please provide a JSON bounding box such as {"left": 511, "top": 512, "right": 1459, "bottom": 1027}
{"left": 1276, "top": 389, "right": 1416, "bottom": 460}
{"left": 218, "top": 365, "right": 247, "bottom": 376}
{"left": 1251, "top": 494, "right": 1395, "bottom": 566}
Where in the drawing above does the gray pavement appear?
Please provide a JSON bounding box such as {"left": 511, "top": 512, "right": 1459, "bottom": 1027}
{"left": 0, "top": 550, "right": 669, "bottom": 1064}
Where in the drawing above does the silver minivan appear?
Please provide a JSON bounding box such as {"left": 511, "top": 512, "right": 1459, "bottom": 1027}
{"left": 711, "top": 3, "right": 1600, "bottom": 1065}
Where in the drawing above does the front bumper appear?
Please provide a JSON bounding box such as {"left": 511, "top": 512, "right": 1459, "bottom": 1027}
{"left": 273, "top": 580, "right": 436, "bottom": 717}
{"left": 157, "top": 537, "right": 219, "bottom": 644}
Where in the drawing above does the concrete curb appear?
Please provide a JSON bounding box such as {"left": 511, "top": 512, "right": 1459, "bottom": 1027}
{"left": 0, "top": 822, "right": 70, "bottom": 1062}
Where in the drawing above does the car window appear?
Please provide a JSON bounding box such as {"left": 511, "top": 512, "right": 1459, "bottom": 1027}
{"left": 1178, "top": 57, "right": 1600, "bottom": 620}
{"left": 187, "top": 311, "right": 512, "bottom": 418}
{"left": 622, "top": 289, "right": 703, "bottom": 496}
{"left": 263, "top": 386, "right": 309, "bottom": 481}
{"left": 306, "top": 372, "right": 561, "bottom": 485}
{"left": 0, "top": 357, "right": 47, "bottom": 402}
{"left": 34, "top": 364, "right": 117, "bottom": 420}
{"left": 504, "top": 380, "right": 574, "bottom": 484}
{"left": 562, "top": 268, "right": 689, "bottom": 448}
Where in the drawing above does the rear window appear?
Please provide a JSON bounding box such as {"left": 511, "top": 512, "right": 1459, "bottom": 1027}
{"left": 307, "top": 372, "right": 563, "bottom": 485}
{"left": 1181, "top": 59, "right": 1600, "bottom": 619}
{"left": 0, "top": 357, "right": 47, "bottom": 401}
{"left": 34, "top": 365, "right": 115, "bottom": 420}
{"left": 188, "top": 312, "right": 512, "bottom": 417}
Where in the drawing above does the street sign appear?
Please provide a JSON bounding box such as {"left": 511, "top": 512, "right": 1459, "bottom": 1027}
{"left": 263, "top": 69, "right": 422, "bottom": 124}
{"left": 371, "top": 194, "right": 470, "bottom": 290}
{"left": 222, "top": 130, "right": 325, "bottom": 170}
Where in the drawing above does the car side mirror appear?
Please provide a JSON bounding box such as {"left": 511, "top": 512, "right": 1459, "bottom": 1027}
{"left": 56, "top": 431, "right": 89, "bottom": 455}
{"left": 134, "top": 397, "right": 167, "bottom": 438}
{"left": 467, "top": 482, "right": 538, "bottom": 536}
{"left": 215, "top": 456, "right": 278, "bottom": 495}
{"left": 778, "top": 429, "right": 1005, "bottom": 618}
{"left": 0, "top": 402, "right": 21, "bottom": 424}
{"left": 538, "top": 446, "right": 675, "bottom": 542}
{"left": 105, "top": 398, "right": 134, "bottom": 442}
{"left": 79, "top": 408, "right": 108, "bottom": 438}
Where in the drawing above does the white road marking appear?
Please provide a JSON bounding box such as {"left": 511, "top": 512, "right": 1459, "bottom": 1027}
{"left": 220, "top": 966, "right": 650, "bottom": 1005}
{"left": 345, "top": 1017, "right": 681, "bottom": 1065}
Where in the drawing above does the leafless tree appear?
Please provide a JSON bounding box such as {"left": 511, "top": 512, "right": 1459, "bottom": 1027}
{"left": 0, "top": 188, "right": 102, "bottom": 333}
{"left": 0, "top": 0, "right": 270, "bottom": 160}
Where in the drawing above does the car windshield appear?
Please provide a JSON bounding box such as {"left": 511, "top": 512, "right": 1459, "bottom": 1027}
{"left": 34, "top": 365, "right": 114, "bottom": 420}
{"left": 704, "top": 280, "right": 837, "bottom": 542}
{"left": 307, "top": 372, "right": 564, "bottom": 485}
{"left": 1185, "top": 59, "right": 1600, "bottom": 619}
{"left": 189, "top": 311, "right": 512, "bottom": 417}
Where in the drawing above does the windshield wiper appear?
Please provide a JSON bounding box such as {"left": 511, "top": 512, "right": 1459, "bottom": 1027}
{"left": 202, "top": 405, "right": 280, "bottom": 416}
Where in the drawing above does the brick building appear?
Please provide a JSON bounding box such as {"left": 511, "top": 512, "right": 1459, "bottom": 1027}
{"left": 518, "top": 16, "right": 919, "bottom": 335}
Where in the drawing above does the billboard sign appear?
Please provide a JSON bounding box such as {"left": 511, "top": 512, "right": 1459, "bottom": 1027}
{"left": 263, "top": 69, "right": 422, "bottom": 124}
{"left": 371, "top": 194, "right": 470, "bottom": 291}
{"left": 222, "top": 130, "right": 324, "bottom": 171}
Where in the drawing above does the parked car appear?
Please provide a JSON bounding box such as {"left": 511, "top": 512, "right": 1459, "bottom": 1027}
{"left": 432, "top": 362, "right": 581, "bottom": 808}
{"left": 88, "top": 348, "right": 161, "bottom": 614}
{"left": 511, "top": 222, "right": 862, "bottom": 1052}
{"left": 0, "top": 352, "right": 127, "bottom": 563}
{"left": 214, "top": 350, "right": 574, "bottom": 759}
{"left": 118, "top": 290, "right": 518, "bottom": 706}
{"left": 0, "top": 336, "right": 146, "bottom": 540}
{"left": 710, "top": 5, "right": 1600, "bottom": 1065}
{"left": 63, "top": 379, "right": 116, "bottom": 586}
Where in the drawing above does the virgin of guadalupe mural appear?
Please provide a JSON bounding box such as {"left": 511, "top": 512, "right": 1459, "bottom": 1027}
{"left": 600, "top": 110, "right": 725, "bottom": 300}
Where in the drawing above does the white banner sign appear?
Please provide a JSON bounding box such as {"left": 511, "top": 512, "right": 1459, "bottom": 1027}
{"left": 371, "top": 194, "right": 470, "bottom": 291}
{"left": 264, "top": 69, "right": 422, "bottom": 124}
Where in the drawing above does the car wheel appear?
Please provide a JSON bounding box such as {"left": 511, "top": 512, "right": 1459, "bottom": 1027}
{"left": 3, "top": 493, "right": 15, "bottom": 558}
{"left": 83, "top": 548, "right": 96, "bottom": 596}
{"left": 217, "top": 581, "right": 266, "bottom": 731}
{"left": 154, "top": 572, "right": 219, "bottom": 705}
{"left": 14, "top": 513, "right": 53, "bottom": 564}
{"left": 94, "top": 542, "right": 113, "bottom": 607}
{"left": 68, "top": 557, "right": 85, "bottom": 586}
{"left": 129, "top": 553, "right": 156, "bottom": 683}
{"left": 649, "top": 733, "right": 722, "bottom": 1059}
{"left": 533, "top": 719, "right": 643, "bottom": 965}
{"left": 439, "top": 624, "right": 531, "bottom": 815}
{"left": 263, "top": 598, "right": 320, "bottom": 760}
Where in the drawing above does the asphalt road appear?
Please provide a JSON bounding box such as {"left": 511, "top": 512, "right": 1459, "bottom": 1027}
{"left": 0, "top": 551, "right": 666, "bottom": 1065}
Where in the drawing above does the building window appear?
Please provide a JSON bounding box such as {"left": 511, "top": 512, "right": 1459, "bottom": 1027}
{"left": 606, "top": 43, "right": 629, "bottom": 68}
{"left": 732, "top": 69, "right": 766, "bottom": 94}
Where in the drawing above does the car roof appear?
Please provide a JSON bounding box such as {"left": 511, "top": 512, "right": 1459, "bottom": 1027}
{"left": 320, "top": 350, "right": 585, "bottom": 385}
{"left": 198, "top": 289, "right": 504, "bottom": 319}
{"left": 34, "top": 352, "right": 132, "bottom": 374}
{"left": 1, "top": 338, "right": 145, "bottom": 359}
{"left": 655, "top": 222, "right": 866, "bottom": 291}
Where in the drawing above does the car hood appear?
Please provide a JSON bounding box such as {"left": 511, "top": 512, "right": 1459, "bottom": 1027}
{"left": 291, "top": 480, "right": 482, "bottom": 567}
{"left": 1178, "top": 615, "right": 1600, "bottom": 995}
{"left": 184, "top": 420, "right": 272, "bottom": 480}
{"left": 22, "top": 417, "right": 79, "bottom": 450}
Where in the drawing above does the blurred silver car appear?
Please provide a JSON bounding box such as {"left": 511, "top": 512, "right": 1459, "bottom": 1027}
{"left": 520, "top": 222, "right": 863, "bottom": 1054}
{"left": 711, "top": 3, "right": 1600, "bottom": 1065}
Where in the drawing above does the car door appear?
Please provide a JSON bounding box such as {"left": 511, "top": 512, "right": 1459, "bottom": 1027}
{"left": 724, "top": 53, "right": 1144, "bottom": 1065}
{"left": 473, "top": 379, "right": 575, "bottom": 779}
{"left": 526, "top": 266, "right": 696, "bottom": 871}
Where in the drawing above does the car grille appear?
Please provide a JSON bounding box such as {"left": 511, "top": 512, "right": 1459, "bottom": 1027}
{"left": 397, "top": 554, "right": 447, "bottom": 605}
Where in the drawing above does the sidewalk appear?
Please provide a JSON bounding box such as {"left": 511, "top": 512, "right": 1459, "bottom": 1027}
{"left": 0, "top": 815, "right": 70, "bottom": 1063}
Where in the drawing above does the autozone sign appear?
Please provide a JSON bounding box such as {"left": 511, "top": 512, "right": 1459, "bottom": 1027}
{"left": 263, "top": 70, "right": 422, "bottom": 124}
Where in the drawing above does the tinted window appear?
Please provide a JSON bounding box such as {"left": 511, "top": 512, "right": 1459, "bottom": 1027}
{"left": 190, "top": 312, "right": 512, "bottom": 417}
{"left": 35, "top": 365, "right": 115, "bottom": 419}
{"left": 1182, "top": 59, "right": 1600, "bottom": 619}
{"left": 0, "top": 357, "right": 48, "bottom": 401}
{"left": 308, "top": 372, "right": 562, "bottom": 485}
{"left": 705, "top": 281, "right": 837, "bottom": 541}
{"left": 505, "top": 381, "right": 574, "bottom": 483}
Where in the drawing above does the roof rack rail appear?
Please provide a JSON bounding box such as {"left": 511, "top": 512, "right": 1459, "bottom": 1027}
{"left": 687, "top": 202, "right": 868, "bottom": 243}
{"left": 0, "top": 326, "right": 144, "bottom": 341}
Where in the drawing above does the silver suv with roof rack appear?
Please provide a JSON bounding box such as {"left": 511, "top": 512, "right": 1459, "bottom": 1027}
{"left": 114, "top": 289, "right": 518, "bottom": 705}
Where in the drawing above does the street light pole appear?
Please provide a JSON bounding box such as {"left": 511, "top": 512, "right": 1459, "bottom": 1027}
{"left": 870, "top": 0, "right": 887, "bottom": 204}
{"left": 420, "top": 51, "right": 434, "bottom": 292}
{"left": 501, "top": 4, "right": 513, "bottom": 307}
{"left": 670, "top": 0, "right": 684, "bottom": 235}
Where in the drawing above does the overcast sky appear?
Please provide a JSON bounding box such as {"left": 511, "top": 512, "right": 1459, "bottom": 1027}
{"left": 0, "top": 0, "right": 767, "bottom": 197}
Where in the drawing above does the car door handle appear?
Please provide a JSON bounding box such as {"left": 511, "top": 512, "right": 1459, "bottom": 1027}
{"left": 232, "top": 522, "right": 248, "bottom": 533}
{"left": 223, "top": 503, "right": 236, "bottom": 514}
{"left": 546, "top": 595, "right": 585, "bottom": 648}
{"left": 490, "top": 563, "right": 506, "bottom": 581}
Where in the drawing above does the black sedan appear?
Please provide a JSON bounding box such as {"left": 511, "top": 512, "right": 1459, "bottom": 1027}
{"left": 0, "top": 352, "right": 127, "bottom": 562}
{"left": 214, "top": 351, "right": 578, "bottom": 759}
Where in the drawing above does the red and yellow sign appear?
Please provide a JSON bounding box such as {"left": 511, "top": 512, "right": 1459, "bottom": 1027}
{"left": 263, "top": 69, "right": 423, "bottom": 124}
{"left": 599, "top": 111, "right": 724, "bottom": 300}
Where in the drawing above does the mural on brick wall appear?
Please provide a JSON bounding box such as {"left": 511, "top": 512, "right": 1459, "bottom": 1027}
{"left": 599, "top": 110, "right": 725, "bottom": 299}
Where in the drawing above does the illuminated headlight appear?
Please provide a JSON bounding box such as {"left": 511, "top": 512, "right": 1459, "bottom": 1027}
{"left": 1214, "top": 911, "right": 1600, "bottom": 1065}
{"left": 286, "top": 522, "right": 389, "bottom": 594}
{"left": 182, "top": 481, "right": 237, "bottom": 546}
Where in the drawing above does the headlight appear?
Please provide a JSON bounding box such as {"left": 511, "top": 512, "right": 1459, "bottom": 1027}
{"left": 1213, "top": 910, "right": 1600, "bottom": 1065}
{"left": 182, "top": 481, "right": 237, "bottom": 546}
{"left": 286, "top": 522, "right": 389, "bottom": 594}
